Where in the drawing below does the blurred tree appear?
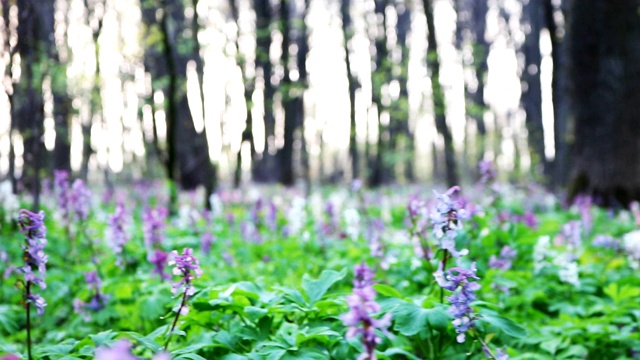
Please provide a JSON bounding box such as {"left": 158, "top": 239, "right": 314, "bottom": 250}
{"left": 368, "top": 0, "right": 391, "bottom": 187}
{"left": 2, "top": 2, "right": 17, "bottom": 189}
{"left": 543, "top": 0, "right": 571, "bottom": 189}
{"left": 568, "top": 0, "right": 640, "bottom": 206}
{"left": 424, "top": 0, "right": 459, "bottom": 187}
{"left": 521, "top": 0, "right": 547, "bottom": 179}
{"left": 142, "top": 0, "right": 217, "bottom": 212}
{"left": 80, "top": 0, "right": 105, "bottom": 181}
{"left": 342, "top": 0, "right": 359, "bottom": 181}
{"left": 15, "top": 0, "right": 53, "bottom": 209}
{"left": 52, "top": 1, "right": 71, "bottom": 173}
{"left": 229, "top": 0, "right": 255, "bottom": 189}
{"left": 252, "top": 0, "right": 276, "bottom": 182}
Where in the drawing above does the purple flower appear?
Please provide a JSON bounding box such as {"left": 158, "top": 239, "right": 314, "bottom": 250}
{"left": 75, "top": 271, "right": 109, "bottom": 317}
{"left": 149, "top": 249, "right": 170, "bottom": 280}
{"left": 430, "top": 186, "right": 469, "bottom": 257}
{"left": 143, "top": 206, "right": 168, "bottom": 248}
{"left": 489, "top": 246, "right": 517, "bottom": 271}
{"left": 478, "top": 160, "right": 497, "bottom": 184}
{"left": 592, "top": 234, "right": 620, "bottom": 250}
{"left": 18, "top": 209, "right": 48, "bottom": 315}
{"left": 201, "top": 232, "right": 214, "bottom": 255}
{"left": 70, "top": 179, "right": 92, "bottom": 222}
{"left": 342, "top": 263, "right": 391, "bottom": 360}
{"left": 107, "top": 201, "right": 130, "bottom": 265}
{"left": 95, "top": 340, "right": 170, "bottom": 360}
{"left": 434, "top": 262, "right": 480, "bottom": 343}
{"left": 168, "top": 248, "right": 202, "bottom": 314}
{"left": 26, "top": 293, "right": 47, "bottom": 316}
{"left": 54, "top": 170, "right": 71, "bottom": 225}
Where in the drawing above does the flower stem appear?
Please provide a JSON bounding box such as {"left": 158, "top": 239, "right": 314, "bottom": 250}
{"left": 26, "top": 280, "right": 33, "bottom": 360}
{"left": 164, "top": 284, "right": 189, "bottom": 351}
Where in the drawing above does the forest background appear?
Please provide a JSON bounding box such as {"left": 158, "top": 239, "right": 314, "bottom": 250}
{"left": 1, "top": 0, "right": 639, "bottom": 210}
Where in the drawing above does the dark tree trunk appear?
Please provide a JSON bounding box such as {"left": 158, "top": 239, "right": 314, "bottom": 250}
{"left": 568, "top": 0, "right": 640, "bottom": 207}
{"left": 424, "top": 0, "right": 458, "bottom": 187}
{"left": 277, "top": 0, "right": 295, "bottom": 186}
{"left": 369, "top": 0, "right": 390, "bottom": 187}
{"left": 252, "top": 0, "right": 276, "bottom": 182}
{"left": 3, "top": 3, "right": 16, "bottom": 189}
{"left": 16, "top": 0, "right": 49, "bottom": 209}
{"left": 394, "top": 0, "right": 412, "bottom": 182}
{"left": 471, "top": 0, "right": 488, "bottom": 164}
{"left": 543, "top": 0, "right": 571, "bottom": 189}
{"left": 342, "top": 0, "right": 359, "bottom": 181}
{"left": 229, "top": 0, "right": 255, "bottom": 189}
{"left": 296, "top": 0, "right": 311, "bottom": 192}
{"left": 522, "top": 0, "right": 547, "bottom": 178}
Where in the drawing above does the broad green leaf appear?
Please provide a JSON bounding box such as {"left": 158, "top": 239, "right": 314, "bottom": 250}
{"left": 301, "top": 269, "right": 347, "bottom": 305}
{"left": 477, "top": 309, "right": 527, "bottom": 338}
{"left": 391, "top": 301, "right": 450, "bottom": 336}
{"left": 89, "top": 330, "right": 117, "bottom": 347}
{"left": 373, "top": 284, "right": 403, "bottom": 298}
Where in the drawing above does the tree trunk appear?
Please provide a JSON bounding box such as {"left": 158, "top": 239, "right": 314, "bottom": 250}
{"left": 342, "top": 0, "right": 359, "bottom": 181}
{"left": 424, "top": 0, "right": 458, "bottom": 187}
{"left": 568, "top": 0, "right": 640, "bottom": 207}
{"left": 368, "top": 0, "right": 390, "bottom": 187}
{"left": 252, "top": 0, "right": 276, "bottom": 182}
{"left": 543, "top": 0, "right": 571, "bottom": 189}
{"left": 522, "top": 0, "right": 547, "bottom": 178}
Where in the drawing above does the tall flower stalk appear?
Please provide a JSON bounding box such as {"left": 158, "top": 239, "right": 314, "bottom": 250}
{"left": 342, "top": 263, "right": 392, "bottom": 360}
{"left": 164, "top": 248, "right": 202, "bottom": 351}
{"left": 17, "top": 210, "right": 48, "bottom": 360}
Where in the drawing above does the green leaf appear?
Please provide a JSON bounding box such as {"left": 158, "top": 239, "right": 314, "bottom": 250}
{"left": 89, "top": 330, "right": 117, "bottom": 347}
{"left": 477, "top": 309, "right": 527, "bottom": 338}
{"left": 381, "top": 347, "right": 422, "bottom": 360}
{"left": 124, "top": 332, "right": 162, "bottom": 352}
{"left": 391, "top": 301, "right": 451, "bottom": 336}
{"left": 301, "top": 268, "right": 347, "bottom": 305}
{"left": 174, "top": 355, "right": 207, "bottom": 360}
{"left": 373, "top": 284, "right": 403, "bottom": 298}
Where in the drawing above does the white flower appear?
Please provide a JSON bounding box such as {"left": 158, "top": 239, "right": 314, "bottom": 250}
{"left": 623, "top": 230, "right": 640, "bottom": 269}
{"left": 287, "top": 197, "right": 307, "bottom": 235}
{"left": 209, "top": 193, "right": 224, "bottom": 218}
{"left": 533, "top": 235, "right": 551, "bottom": 274}
{"left": 554, "top": 254, "right": 580, "bottom": 287}
{"left": 343, "top": 208, "right": 360, "bottom": 240}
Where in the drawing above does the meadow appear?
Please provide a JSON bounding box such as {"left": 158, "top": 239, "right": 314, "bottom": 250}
{"left": 1, "top": 172, "right": 640, "bottom": 359}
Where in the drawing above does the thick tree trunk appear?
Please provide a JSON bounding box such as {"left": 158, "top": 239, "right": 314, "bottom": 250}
{"left": 252, "top": 0, "right": 276, "bottom": 182}
{"left": 342, "top": 0, "right": 359, "bottom": 181}
{"left": 522, "top": 0, "right": 547, "bottom": 178}
{"left": 277, "top": 0, "right": 295, "bottom": 186}
{"left": 543, "top": 0, "right": 571, "bottom": 189}
{"left": 16, "top": 0, "right": 48, "bottom": 209}
{"left": 369, "top": 0, "right": 390, "bottom": 187}
{"left": 424, "top": 0, "right": 458, "bottom": 187}
{"left": 568, "top": 0, "right": 640, "bottom": 207}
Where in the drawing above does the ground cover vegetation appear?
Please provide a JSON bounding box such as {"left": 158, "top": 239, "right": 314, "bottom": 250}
{"left": 1, "top": 166, "right": 640, "bottom": 360}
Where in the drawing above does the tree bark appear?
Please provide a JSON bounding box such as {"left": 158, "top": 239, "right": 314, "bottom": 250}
{"left": 342, "top": 0, "right": 359, "bottom": 181}
{"left": 424, "top": 0, "right": 459, "bottom": 187}
{"left": 522, "top": 0, "right": 547, "bottom": 178}
{"left": 568, "top": 0, "right": 640, "bottom": 207}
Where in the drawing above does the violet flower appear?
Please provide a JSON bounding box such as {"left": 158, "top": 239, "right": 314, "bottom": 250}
{"left": 489, "top": 246, "right": 517, "bottom": 271}
{"left": 18, "top": 209, "right": 48, "bottom": 316}
{"left": 107, "top": 201, "right": 130, "bottom": 266}
{"left": 478, "top": 160, "right": 497, "bottom": 184}
{"left": 54, "top": 170, "right": 71, "bottom": 226}
{"left": 342, "top": 263, "right": 392, "bottom": 360}
{"left": 70, "top": 179, "right": 92, "bottom": 222}
{"left": 434, "top": 262, "right": 480, "bottom": 343}
{"left": 165, "top": 248, "right": 202, "bottom": 350}
{"left": 430, "top": 186, "right": 469, "bottom": 258}
{"left": 95, "top": 340, "right": 170, "bottom": 360}
{"left": 149, "top": 249, "right": 170, "bottom": 280}
{"left": 74, "top": 271, "right": 109, "bottom": 318}
{"left": 143, "top": 206, "right": 168, "bottom": 248}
